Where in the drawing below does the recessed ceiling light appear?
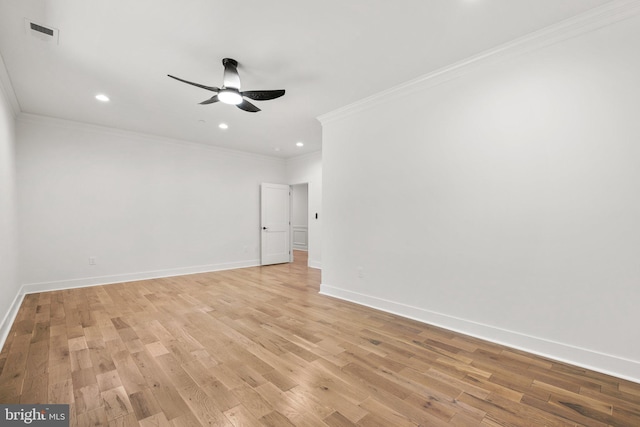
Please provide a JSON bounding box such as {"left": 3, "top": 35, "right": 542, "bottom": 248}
{"left": 274, "top": 147, "right": 281, "bottom": 152}
{"left": 296, "top": 142, "right": 304, "bottom": 147}
{"left": 219, "top": 123, "right": 228, "bottom": 129}
{"left": 95, "top": 94, "right": 110, "bottom": 102}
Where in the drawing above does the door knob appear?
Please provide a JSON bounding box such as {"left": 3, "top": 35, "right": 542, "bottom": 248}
{"left": 262, "top": 226, "right": 268, "bottom": 230}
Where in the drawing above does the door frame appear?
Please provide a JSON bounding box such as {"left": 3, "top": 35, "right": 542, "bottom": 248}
{"left": 288, "top": 181, "right": 311, "bottom": 264}
{"left": 289, "top": 182, "right": 310, "bottom": 258}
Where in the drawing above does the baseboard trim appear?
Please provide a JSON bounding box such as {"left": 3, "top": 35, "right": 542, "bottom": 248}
{"left": 0, "top": 285, "right": 26, "bottom": 353}
{"left": 308, "top": 260, "right": 322, "bottom": 270}
{"left": 319, "top": 284, "right": 640, "bottom": 384}
{"left": 21, "top": 259, "right": 261, "bottom": 295}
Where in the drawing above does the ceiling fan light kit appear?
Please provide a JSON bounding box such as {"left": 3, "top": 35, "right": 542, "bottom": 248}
{"left": 218, "top": 89, "right": 243, "bottom": 105}
{"left": 168, "top": 58, "right": 285, "bottom": 113}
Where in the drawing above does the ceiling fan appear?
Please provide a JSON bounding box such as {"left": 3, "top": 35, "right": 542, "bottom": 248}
{"left": 168, "top": 58, "right": 285, "bottom": 113}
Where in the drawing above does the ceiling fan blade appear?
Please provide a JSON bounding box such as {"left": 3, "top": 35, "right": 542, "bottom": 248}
{"left": 236, "top": 99, "right": 261, "bottom": 112}
{"left": 241, "top": 89, "right": 285, "bottom": 101}
{"left": 199, "top": 95, "right": 219, "bottom": 105}
{"left": 168, "top": 75, "right": 220, "bottom": 92}
{"left": 222, "top": 58, "right": 241, "bottom": 90}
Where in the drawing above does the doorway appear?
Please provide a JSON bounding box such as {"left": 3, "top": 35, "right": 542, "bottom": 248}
{"left": 291, "top": 183, "right": 309, "bottom": 254}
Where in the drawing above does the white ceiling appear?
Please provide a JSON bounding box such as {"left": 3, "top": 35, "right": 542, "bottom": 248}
{"left": 0, "top": 0, "right": 615, "bottom": 158}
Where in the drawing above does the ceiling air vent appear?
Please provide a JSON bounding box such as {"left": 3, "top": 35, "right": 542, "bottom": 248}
{"left": 24, "top": 19, "right": 59, "bottom": 44}
{"left": 30, "top": 22, "right": 54, "bottom": 36}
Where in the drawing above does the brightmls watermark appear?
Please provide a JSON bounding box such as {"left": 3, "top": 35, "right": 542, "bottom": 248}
{"left": 1, "top": 405, "right": 69, "bottom": 426}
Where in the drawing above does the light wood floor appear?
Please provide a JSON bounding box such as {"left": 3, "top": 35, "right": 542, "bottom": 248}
{"left": 1, "top": 251, "right": 639, "bottom": 426}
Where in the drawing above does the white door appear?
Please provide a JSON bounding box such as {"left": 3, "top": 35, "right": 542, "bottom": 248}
{"left": 261, "top": 183, "right": 291, "bottom": 265}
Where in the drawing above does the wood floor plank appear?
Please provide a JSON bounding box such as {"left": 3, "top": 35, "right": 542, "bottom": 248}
{"left": 1, "top": 250, "right": 639, "bottom": 426}
{"left": 138, "top": 412, "right": 172, "bottom": 427}
{"left": 358, "top": 396, "right": 423, "bottom": 427}
{"left": 102, "top": 386, "right": 135, "bottom": 421}
{"left": 80, "top": 406, "right": 109, "bottom": 426}
{"left": 260, "top": 410, "right": 297, "bottom": 426}
{"left": 323, "top": 411, "right": 358, "bottom": 427}
{"left": 129, "top": 350, "right": 190, "bottom": 422}
{"left": 129, "top": 388, "right": 162, "bottom": 420}
{"left": 460, "top": 391, "right": 580, "bottom": 427}
{"left": 223, "top": 404, "right": 263, "bottom": 427}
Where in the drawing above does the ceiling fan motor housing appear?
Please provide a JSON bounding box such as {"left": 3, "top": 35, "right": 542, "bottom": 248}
{"left": 222, "top": 58, "right": 238, "bottom": 68}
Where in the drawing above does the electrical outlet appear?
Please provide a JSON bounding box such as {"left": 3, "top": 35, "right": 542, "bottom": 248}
{"left": 88, "top": 256, "right": 96, "bottom": 265}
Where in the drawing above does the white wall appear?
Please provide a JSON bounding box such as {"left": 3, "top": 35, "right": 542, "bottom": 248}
{"left": 0, "top": 56, "right": 20, "bottom": 343}
{"left": 287, "top": 151, "right": 322, "bottom": 268}
{"left": 17, "top": 115, "right": 286, "bottom": 290}
{"left": 320, "top": 12, "right": 640, "bottom": 381}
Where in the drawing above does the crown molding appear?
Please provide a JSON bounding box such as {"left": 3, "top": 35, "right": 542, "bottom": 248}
{"left": 17, "top": 113, "right": 287, "bottom": 165}
{"left": 285, "top": 150, "right": 322, "bottom": 165}
{"left": 318, "top": 0, "right": 640, "bottom": 125}
{"left": 0, "top": 52, "right": 20, "bottom": 117}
